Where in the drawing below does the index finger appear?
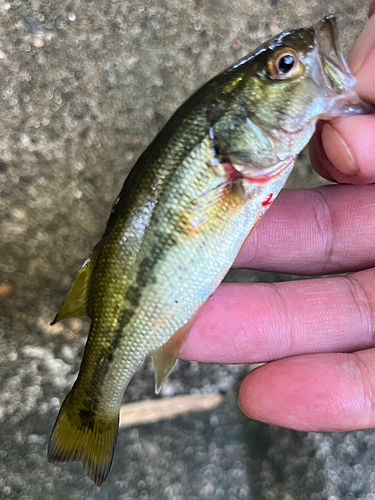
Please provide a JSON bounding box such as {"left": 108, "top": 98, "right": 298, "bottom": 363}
{"left": 180, "top": 267, "right": 375, "bottom": 364}
{"left": 309, "top": 4, "right": 375, "bottom": 184}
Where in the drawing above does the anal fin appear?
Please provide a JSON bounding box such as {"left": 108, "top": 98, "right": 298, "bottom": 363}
{"left": 51, "top": 241, "right": 102, "bottom": 325}
{"left": 151, "top": 316, "right": 195, "bottom": 394}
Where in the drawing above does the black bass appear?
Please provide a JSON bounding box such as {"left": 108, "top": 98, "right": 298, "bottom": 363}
{"left": 48, "top": 16, "right": 371, "bottom": 486}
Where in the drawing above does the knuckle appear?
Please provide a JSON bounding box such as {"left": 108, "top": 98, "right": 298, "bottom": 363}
{"left": 309, "top": 188, "right": 335, "bottom": 271}
{"left": 344, "top": 274, "right": 375, "bottom": 343}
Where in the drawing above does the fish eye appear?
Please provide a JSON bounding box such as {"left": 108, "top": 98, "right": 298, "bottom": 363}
{"left": 268, "top": 48, "right": 301, "bottom": 80}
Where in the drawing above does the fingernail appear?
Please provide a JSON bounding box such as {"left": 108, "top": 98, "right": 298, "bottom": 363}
{"left": 348, "top": 15, "right": 375, "bottom": 74}
{"left": 321, "top": 123, "right": 358, "bottom": 175}
{"left": 238, "top": 394, "right": 252, "bottom": 419}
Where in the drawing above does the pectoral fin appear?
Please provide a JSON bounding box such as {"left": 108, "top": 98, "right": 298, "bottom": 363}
{"left": 188, "top": 182, "right": 229, "bottom": 231}
{"left": 186, "top": 178, "right": 246, "bottom": 234}
{"left": 151, "top": 316, "right": 195, "bottom": 394}
{"left": 51, "top": 241, "right": 102, "bottom": 325}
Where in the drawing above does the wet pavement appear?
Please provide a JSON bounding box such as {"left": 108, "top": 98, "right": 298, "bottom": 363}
{"left": 1, "top": 0, "right": 374, "bottom": 499}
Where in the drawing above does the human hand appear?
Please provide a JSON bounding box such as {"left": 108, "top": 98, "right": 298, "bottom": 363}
{"left": 180, "top": 3, "right": 375, "bottom": 433}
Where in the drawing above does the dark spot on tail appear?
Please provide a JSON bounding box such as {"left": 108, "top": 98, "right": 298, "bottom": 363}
{"left": 79, "top": 409, "right": 96, "bottom": 431}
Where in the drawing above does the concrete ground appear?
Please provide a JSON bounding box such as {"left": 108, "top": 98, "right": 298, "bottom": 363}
{"left": 0, "top": 0, "right": 374, "bottom": 498}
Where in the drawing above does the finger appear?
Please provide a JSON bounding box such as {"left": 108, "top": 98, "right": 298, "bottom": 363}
{"left": 348, "top": 6, "right": 375, "bottom": 92}
{"left": 234, "top": 185, "right": 375, "bottom": 275}
{"left": 180, "top": 268, "right": 375, "bottom": 363}
{"left": 239, "top": 348, "right": 375, "bottom": 432}
{"left": 309, "top": 12, "right": 375, "bottom": 184}
{"left": 309, "top": 115, "right": 375, "bottom": 184}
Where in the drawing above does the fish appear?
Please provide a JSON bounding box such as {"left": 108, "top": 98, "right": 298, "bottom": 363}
{"left": 48, "top": 15, "right": 372, "bottom": 486}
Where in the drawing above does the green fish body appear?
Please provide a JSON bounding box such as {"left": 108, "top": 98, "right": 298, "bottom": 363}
{"left": 48, "top": 16, "right": 370, "bottom": 486}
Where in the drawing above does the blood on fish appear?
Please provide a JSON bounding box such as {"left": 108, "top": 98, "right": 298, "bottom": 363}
{"left": 262, "top": 193, "right": 273, "bottom": 206}
{"left": 223, "top": 162, "right": 243, "bottom": 182}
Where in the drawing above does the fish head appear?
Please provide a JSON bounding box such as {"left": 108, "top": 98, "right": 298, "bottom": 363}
{"left": 231, "top": 15, "right": 373, "bottom": 172}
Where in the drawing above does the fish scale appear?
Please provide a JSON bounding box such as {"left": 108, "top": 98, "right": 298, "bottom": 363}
{"left": 48, "top": 15, "right": 372, "bottom": 486}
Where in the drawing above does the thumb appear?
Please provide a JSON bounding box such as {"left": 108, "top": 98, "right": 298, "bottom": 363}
{"left": 309, "top": 5, "right": 375, "bottom": 184}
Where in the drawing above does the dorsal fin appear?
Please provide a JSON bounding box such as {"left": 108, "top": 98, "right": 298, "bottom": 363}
{"left": 51, "top": 241, "right": 102, "bottom": 325}
{"left": 151, "top": 316, "right": 195, "bottom": 394}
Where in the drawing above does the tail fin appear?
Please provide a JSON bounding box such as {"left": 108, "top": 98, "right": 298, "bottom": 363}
{"left": 48, "top": 391, "right": 119, "bottom": 487}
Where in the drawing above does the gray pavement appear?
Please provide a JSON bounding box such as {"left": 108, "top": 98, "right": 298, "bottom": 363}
{"left": 0, "top": 0, "right": 374, "bottom": 499}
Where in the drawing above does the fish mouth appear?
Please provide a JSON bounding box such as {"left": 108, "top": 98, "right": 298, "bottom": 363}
{"left": 314, "top": 15, "right": 355, "bottom": 91}
{"left": 313, "top": 15, "right": 374, "bottom": 116}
